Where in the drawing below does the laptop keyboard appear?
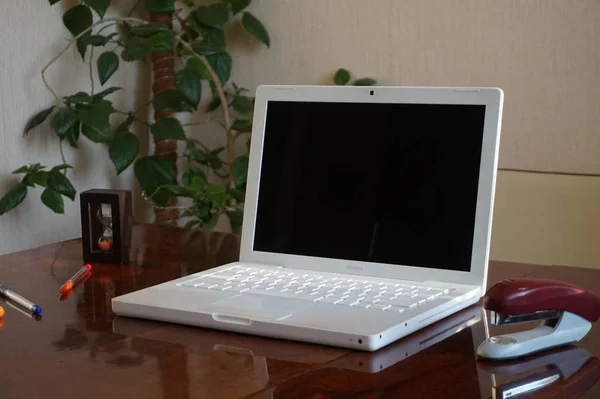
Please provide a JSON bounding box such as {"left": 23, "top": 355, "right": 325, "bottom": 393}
{"left": 178, "top": 265, "right": 457, "bottom": 313}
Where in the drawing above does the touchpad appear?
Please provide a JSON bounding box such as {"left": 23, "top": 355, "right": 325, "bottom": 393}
{"left": 210, "top": 295, "right": 314, "bottom": 320}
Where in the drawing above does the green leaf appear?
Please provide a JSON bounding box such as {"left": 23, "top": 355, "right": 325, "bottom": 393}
{"left": 189, "top": 176, "right": 208, "bottom": 191}
{"left": 231, "top": 0, "right": 251, "bottom": 15}
{"left": 145, "top": 0, "right": 175, "bottom": 13}
{"left": 182, "top": 168, "right": 207, "bottom": 186}
{"left": 63, "top": 5, "right": 93, "bottom": 58}
{"left": 203, "top": 213, "right": 220, "bottom": 230}
{"left": 206, "top": 52, "right": 232, "bottom": 85}
{"left": 97, "top": 52, "right": 119, "bottom": 86}
{"left": 49, "top": 0, "right": 61, "bottom": 5}
{"left": 134, "top": 156, "right": 176, "bottom": 206}
{"left": 232, "top": 95, "right": 253, "bottom": 114}
{"left": 208, "top": 152, "right": 222, "bottom": 170}
{"left": 228, "top": 187, "right": 245, "bottom": 202}
{"left": 188, "top": 146, "right": 208, "bottom": 165}
{"left": 80, "top": 33, "right": 116, "bottom": 47}
{"left": 206, "top": 96, "right": 221, "bottom": 112}
{"left": 175, "top": 68, "right": 201, "bottom": 108}
{"left": 13, "top": 163, "right": 46, "bottom": 174}
{"left": 24, "top": 106, "right": 54, "bottom": 135}
{"left": 41, "top": 188, "right": 64, "bottom": 214}
{"left": 81, "top": 124, "right": 111, "bottom": 143}
{"left": 150, "top": 117, "right": 186, "bottom": 140}
{"left": 12, "top": 166, "right": 30, "bottom": 174}
{"left": 53, "top": 164, "right": 73, "bottom": 171}
{"left": 65, "top": 92, "right": 92, "bottom": 104}
{"left": 94, "top": 86, "right": 122, "bottom": 99}
{"left": 130, "top": 23, "right": 170, "bottom": 37}
{"left": 193, "top": 199, "right": 210, "bottom": 217}
{"left": 66, "top": 121, "right": 81, "bottom": 148}
{"left": 190, "top": 41, "right": 223, "bottom": 55}
{"left": 353, "top": 77, "right": 377, "bottom": 86}
{"left": 51, "top": 107, "right": 78, "bottom": 139}
{"left": 186, "top": 58, "right": 210, "bottom": 80}
{"left": 76, "top": 36, "right": 90, "bottom": 60}
{"left": 121, "top": 37, "right": 150, "bottom": 62}
{"left": 48, "top": 169, "right": 76, "bottom": 200}
{"left": 0, "top": 184, "right": 28, "bottom": 216}
{"left": 162, "top": 185, "right": 196, "bottom": 198}
{"left": 231, "top": 156, "right": 249, "bottom": 188}
{"left": 109, "top": 131, "right": 140, "bottom": 174}
{"left": 83, "top": 0, "right": 110, "bottom": 18}
{"left": 205, "top": 183, "right": 227, "bottom": 206}
{"left": 26, "top": 171, "right": 51, "bottom": 187}
{"left": 63, "top": 5, "right": 93, "bottom": 37}
{"left": 334, "top": 68, "right": 351, "bottom": 85}
{"left": 148, "top": 32, "right": 174, "bottom": 53}
{"left": 226, "top": 209, "right": 244, "bottom": 233}
{"left": 245, "top": 137, "right": 251, "bottom": 150}
{"left": 241, "top": 12, "right": 270, "bottom": 47}
{"left": 193, "top": 4, "right": 229, "bottom": 29}
{"left": 231, "top": 118, "right": 252, "bottom": 132}
{"left": 198, "top": 25, "right": 225, "bottom": 47}
{"left": 153, "top": 90, "right": 194, "bottom": 113}
{"left": 76, "top": 101, "right": 113, "bottom": 143}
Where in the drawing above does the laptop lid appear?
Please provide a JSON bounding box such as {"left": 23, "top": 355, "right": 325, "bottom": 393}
{"left": 240, "top": 85, "right": 503, "bottom": 288}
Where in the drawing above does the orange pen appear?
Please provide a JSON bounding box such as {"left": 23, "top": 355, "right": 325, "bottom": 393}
{"left": 60, "top": 264, "right": 92, "bottom": 293}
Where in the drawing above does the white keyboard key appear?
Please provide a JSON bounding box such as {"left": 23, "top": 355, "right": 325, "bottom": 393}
{"left": 317, "top": 297, "right": 339, "bottom": 304}
{"left": 371, "top": 304, "right": 390, "bottom": 311}
{"left": 350, "top": 301, "right": 371, "bottom": 308}
{"left": 387, "top": 306, "right": 406, "bottom": 313}
{"left": 334, "top": 298, "right": 355, "bottom": 306}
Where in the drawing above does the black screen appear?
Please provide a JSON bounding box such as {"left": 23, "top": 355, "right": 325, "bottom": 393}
{"left": 253, "top": 101, "right": 486, "bottom": 272}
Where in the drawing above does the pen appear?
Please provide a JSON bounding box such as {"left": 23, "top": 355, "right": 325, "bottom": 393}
{"left": 0, "top": 285, "right": 42, "bottom": 315}
{"left": 0, "top": 305, "right": 4, "bottom": 318}
{"left": 1, "top": 297, "right": 42, "bottom": 321}
{"left": 60, "top": 264, "right": 92, "bottom": 293}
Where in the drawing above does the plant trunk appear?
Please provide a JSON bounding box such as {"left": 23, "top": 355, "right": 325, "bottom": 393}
{"left": 149, "top": 12, "right": 179, "bottom": 224}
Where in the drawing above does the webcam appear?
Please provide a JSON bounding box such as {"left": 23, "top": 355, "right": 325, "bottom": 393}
{"left": 369, "top": 90, "right": 375, "bottom": 95}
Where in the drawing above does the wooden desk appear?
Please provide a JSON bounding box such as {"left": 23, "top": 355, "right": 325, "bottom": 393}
{"left": 0, "top": 225, "right": 598, "bottom": 398}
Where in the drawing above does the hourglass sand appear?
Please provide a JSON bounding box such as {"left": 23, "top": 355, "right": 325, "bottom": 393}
{"left": 97, "top": 204, "right": 113, "bottom": 252}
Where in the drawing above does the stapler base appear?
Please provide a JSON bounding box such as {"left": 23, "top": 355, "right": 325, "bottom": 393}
{"left": 477, "top": 311, "right": 591, "bottom": 360}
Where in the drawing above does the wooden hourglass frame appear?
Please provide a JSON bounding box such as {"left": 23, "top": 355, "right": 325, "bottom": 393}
{"left": 80, "top": 190, "right": 132, "bottom": 264}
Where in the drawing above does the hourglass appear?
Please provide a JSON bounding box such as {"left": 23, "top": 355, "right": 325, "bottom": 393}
{"left": 80, "top": 189, "right": 132, "bottom": 264}
{"left": 97, "top": 204, "right": 113, "bottom": 252}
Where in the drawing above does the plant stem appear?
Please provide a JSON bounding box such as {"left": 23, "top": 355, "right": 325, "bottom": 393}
{"left": 41, "top": 16, "right": 235, "bottom": 187}
{"left": 132, "top": 99, "right": 153, "bottom": 115}
{"left": 59, "top": 140, "right": 67, "bottom": 175}
{"left": 41, "top": 18, "right": 143, "bottom": 104}
{"left": 88, "top": 47, "right": 95, "bottom": 95}
{"left": 171, "top": 37, "right": 234, "bottom": 187}
{"left": 127, "top": 0, "right": 142, "bottom": 17}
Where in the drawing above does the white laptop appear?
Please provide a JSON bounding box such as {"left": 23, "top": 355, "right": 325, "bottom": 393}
{"left": 112, "top": 85, "right": 504, "bottom": 352}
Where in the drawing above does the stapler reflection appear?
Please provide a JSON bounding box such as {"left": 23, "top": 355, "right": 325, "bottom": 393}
{"left": 477, "top": 279, "right": 600, "bottom": 360}
{"left": 479, "top": 346, "right": 600, "bottom": 398}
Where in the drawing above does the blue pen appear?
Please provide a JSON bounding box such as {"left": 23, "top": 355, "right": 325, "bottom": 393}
{"left": 0, "top": 285, "right": 42, "bottom": 315}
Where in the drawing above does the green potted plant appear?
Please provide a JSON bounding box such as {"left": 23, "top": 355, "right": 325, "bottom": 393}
{"left": 0, "top": 0, "right": 376, "bottom": 233}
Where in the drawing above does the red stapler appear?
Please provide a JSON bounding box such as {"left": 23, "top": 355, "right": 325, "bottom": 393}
{"left": 477, "top": 278, "right": 600, "bottom": 360}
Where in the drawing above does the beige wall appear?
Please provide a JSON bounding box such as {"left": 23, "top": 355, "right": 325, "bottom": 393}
{"left": 491, "top": 171, "right": 600, "bottom": 268}
{"left": 0, "top": 1, "right": 148, "bottom": 256}
{"left": 232, "top": 0, "right": 600, "bottom": 175}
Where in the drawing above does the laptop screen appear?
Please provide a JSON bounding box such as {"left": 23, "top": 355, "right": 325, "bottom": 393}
{"left": 253, "top": 101, "right": 486, "bottom": 272}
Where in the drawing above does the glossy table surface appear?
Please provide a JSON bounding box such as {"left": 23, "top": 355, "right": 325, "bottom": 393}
{"left": 0, "top": 224, "right": 599, "bottom": 399}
